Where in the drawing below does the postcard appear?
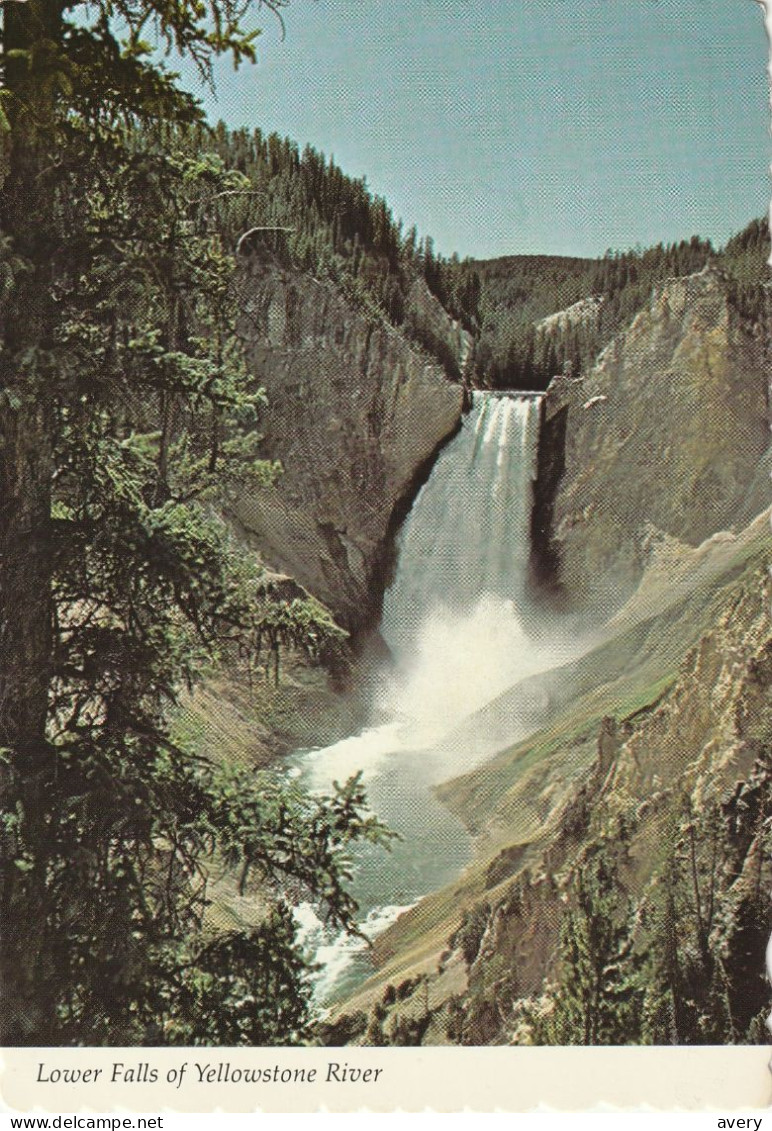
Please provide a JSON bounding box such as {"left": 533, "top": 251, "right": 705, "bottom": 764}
{"left": 0, "top": 0, "right": 770, "bottom": 1115}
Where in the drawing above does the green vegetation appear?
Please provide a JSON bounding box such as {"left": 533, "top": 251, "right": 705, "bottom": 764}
{"left": 527, "top": 838, "right": 643, "bottom": 1045}
{"left": 524, "top": 770, "right": 772, "bottom": 1046}
{"left": 721, "top": 216, "right": 771, "bottom": 324}
{"left": 193, "top": 120, "right": 770, "bottom": 391}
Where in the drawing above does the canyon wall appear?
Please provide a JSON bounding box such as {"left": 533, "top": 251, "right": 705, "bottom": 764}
{"left": 230, "top": 256, "right": 468, "bottom": 631}
{"left": 533, "top": 269, "right": 770, "bottom": 610}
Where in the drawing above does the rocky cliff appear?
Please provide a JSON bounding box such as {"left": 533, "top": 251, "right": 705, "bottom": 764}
{"left": 229, "top": 256, "right": 467, "bottom": 632}
{"left": 452, "top": 555, "right": 772, "bottom": 1045}
{"left": 328, "top": 528, "right": 771, "bottom": 1045}
{"left": 533, "top": 269, "right": 771, "bottom": 610}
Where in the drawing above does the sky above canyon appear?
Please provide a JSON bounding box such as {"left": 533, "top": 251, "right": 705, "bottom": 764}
{"left": 180, "top": 0, "right": 770, "bottom": 260}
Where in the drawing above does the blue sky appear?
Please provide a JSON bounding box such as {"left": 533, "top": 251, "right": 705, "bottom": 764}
{"left": 180, "top": 0, "right": 770, "bottom": 260}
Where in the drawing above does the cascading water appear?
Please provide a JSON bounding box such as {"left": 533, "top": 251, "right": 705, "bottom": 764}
{"left": 379, "top": 392, "right": 543, "bottom": 742}
{"left": 291, "top": 391, "right": 550, "bottom": 1003}
{"left": 385, "top": 392, "right": 540, "bottom": 630}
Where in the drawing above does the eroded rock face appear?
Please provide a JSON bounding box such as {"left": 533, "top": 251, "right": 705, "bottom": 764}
{"left": 403, "top": 277, "right": 474, "bottom": 380}
{"left": 458, "top": 566, "right": 772, "bottom": 1038}
{"left": 351, "top": 556, "right": 772, "bottom": 1045}
{"left": 231, "top": 257, "right": 466, "bottom": 630}
{"left": 535, "top": 270, "right": 771, "bottom": 610}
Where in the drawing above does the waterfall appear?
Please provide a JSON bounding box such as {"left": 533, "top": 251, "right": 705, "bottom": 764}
{"left": 378, "top": 391, "right": 544, "bottom": 741}
{"left": 292, "top": 390, "right": 549, "bottom": 1004}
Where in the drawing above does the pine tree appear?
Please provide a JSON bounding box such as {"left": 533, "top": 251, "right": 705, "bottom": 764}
{"left": 536, "top": 846, "right": 643, "bottom": 1045}
{"left": 641, "top": 786, "right": 772, "bottom": 1046}
{"left": 0, "top": 0, "right": 391, "bottom": 1045}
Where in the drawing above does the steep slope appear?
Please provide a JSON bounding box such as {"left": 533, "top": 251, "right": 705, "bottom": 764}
{"left": 229, "top": 255, "right": 466, "bottom": 631}
{"left": 533, "top": 268, "right": 770, "bottom": 609}
{"left": 451, "top": 554, "right": 772, "bottom": 1045}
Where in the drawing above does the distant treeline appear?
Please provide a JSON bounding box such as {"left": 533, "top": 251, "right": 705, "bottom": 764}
{"left": 196, "top": 122, "right": 768, "bottom": 390}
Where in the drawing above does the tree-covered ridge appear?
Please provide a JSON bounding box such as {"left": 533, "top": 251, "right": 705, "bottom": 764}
{"left": 471, "top": 236, "right": 714, "bottom": 388}
{"left": 447, "top": 221, "right": 767, "bottom": 389}
{"left": 196, "top": 122, "right": 769, "bottom": 390}
{"left": 442, "top": 217, "right": 768, "bottom": 389}
{"left": 191, "top": 122, "right": 410, "bottom": 323}
{"left": 720, "top": 216, "right": 771, "bottom": 324}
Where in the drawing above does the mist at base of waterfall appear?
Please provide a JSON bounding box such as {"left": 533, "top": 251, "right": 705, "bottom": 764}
{"left": 373, "top": 590, "right": 583, "bottom": 778}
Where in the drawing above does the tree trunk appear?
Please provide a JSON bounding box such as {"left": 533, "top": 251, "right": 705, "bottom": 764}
{"left": 0, "top": 0, "right": 62, "bottom": 1042}
{"left": 0, "top": 400, "right": 53, "bottom": 755}
{"left": 0, "top": 311, "right": 57, "bottom": 1045}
